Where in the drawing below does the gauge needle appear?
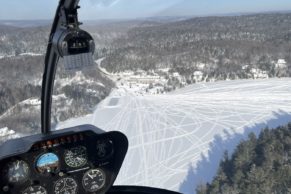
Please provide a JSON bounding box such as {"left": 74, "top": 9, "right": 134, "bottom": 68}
{"left": 15, "top": 161, "right": 20, "bottom": 169}
{"left": 88, "top": 173, "right": 94, "bottom": 179}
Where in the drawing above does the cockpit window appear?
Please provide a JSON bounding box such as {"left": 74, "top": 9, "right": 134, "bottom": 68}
{"left": 1, "top": 0, "right": 291, "bottom": 193}
{"left": 0, "top": 1, "right": 58, "bottom": 144}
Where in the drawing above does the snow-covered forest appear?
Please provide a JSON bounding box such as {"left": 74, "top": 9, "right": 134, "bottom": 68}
{"left": 1, "top": 12, "right": 291, "bottom": 138}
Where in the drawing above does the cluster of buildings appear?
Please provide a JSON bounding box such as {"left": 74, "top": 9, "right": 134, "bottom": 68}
{"left": 243, "top": 59, "right": 288, "bottom": 79}
{"left": 250, "top": 68, "right": 269, "bottom": 79}
{"left": 116, "top": 70, "right": 167, "bottom": 85}
{"left": 275, "top": 59, "right": 287, "bottom": 69}
{"left": 112, "top": 59, "right": 288, "bottom": 95}
{"left": 113, "top": 68, "right": 207, "bottom": 95}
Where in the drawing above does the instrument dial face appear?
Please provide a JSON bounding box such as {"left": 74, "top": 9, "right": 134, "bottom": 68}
{"left": 82, "top": 169, "right": 106, "bottom": 192}
{"left": 23, "top": 186, "right": 47, "bottom": 194}
{"left": 54, "top": 177, "right": 78, "bottom": 194}
{"left": 36, "top": 153, "right": 60, "bottom": 174}
{"left": 5, "top": 160, "right": 30, "bottom": 183}
{"left": 64, "top": 146, "right": 87, "bottom": 168}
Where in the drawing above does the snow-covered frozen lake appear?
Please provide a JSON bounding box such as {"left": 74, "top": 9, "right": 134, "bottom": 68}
{"left": 58, "top": 78, "right": 291, "bottom": 193}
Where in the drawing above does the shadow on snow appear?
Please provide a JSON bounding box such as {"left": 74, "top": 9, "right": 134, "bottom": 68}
{"left": 179, "top": 110, "right": 291, "bottom": 194}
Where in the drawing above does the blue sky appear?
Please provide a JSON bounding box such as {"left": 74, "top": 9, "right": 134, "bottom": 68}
{"left": 0, "top": 0, "right": 291, "bottom": 20}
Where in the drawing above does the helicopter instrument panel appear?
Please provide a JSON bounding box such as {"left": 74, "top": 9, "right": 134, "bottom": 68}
{"left": 0, "top": 125, "right": 128, "bottom": 194}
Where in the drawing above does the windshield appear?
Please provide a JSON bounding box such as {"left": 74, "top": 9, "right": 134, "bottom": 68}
{"left": 1, "top": 0, "right": 291, "bottom": 193}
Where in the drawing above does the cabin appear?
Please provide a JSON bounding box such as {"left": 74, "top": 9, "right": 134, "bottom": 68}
{"left": 275, "top": 59, "right": 287, "bottom": 69}
{"left": 193, "top": 71, "right": 203, "bottom": 82}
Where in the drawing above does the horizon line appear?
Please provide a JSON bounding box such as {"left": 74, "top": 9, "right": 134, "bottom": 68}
{"left": 0, "top": 9, "right": 291, "bottom": 22}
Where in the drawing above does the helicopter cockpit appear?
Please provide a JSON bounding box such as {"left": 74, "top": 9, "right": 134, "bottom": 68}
{"left": 0, "top": 125, "right": 128, "bottom": 194}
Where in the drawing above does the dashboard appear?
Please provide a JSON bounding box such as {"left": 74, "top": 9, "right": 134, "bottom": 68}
{"left": 0, "top": 125, "right": 128, "bottom": 194}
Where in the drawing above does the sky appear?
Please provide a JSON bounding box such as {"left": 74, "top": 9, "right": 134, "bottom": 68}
{"left": 0, "top": 0, "right": 291, "bottom": 20}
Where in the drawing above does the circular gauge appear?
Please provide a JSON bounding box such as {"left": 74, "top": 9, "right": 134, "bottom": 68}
{"left": 96, "top": 139, "right": 114, "bottom": 159}
{"left": 23, "top": 186, "right": 47, "bottom": 194}
{"left": 64, "top": 146, "right": 87, "bottom": 168}
{"left": 36, "top": 153, "right": 59, "bottom": 174}
{"left": 5, "top": 160, "right": 30, "bottom": 183}
{"left": 54, "top": 177, "right": 78, "bottom": 194}
{"left": 82, "top": 169, "right": 106, "bottom": 192}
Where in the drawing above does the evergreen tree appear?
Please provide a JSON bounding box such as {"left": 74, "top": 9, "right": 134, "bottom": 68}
{"left": 197, "top": 123, "right": 291, "bottom": 194}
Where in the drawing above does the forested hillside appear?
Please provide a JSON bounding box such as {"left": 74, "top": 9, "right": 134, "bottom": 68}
{"left": 102, "top": 13, "right": 291, "bottom": 79}
{"left": 0, "top": 55, "right": 114, "bottom": 135}
{"left": 1, "top": 12, "right": 291, "bottom": 136}
{"left": 196, "top": 123, "right": 291, "bottom": 194}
